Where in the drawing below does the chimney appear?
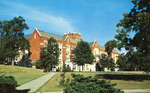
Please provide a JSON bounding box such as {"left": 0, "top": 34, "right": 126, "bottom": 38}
{"left": 64, "top": 32, "right": 82, "bottom": 40}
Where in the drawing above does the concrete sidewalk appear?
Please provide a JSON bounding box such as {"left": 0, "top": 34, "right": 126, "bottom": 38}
{"left": 123, "top": 89, "right": 150, "bottom": 93}
{"left": 16, "top": 72, "right": 56, "bottom": 93}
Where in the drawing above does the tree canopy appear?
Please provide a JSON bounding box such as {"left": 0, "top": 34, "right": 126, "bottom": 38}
{"left": 72, "top": 40, "right": 94, "bottom": 71}
{"left": 39, "top": 38, "right": 59, "bottom": 71}
{"left": 115, "top": 0, "right": 150, "bottom": 73}
{"left": 99, "top": 53, "right": 115, "bottom": 71}
{"left": 0, "top": 16, "right": 30, "bottom": 65}
{"left": 105, "top": 40, "right": 117, "bottom": 57}
{"left": 104, "top": 0, "right": 150, "bottom": 73}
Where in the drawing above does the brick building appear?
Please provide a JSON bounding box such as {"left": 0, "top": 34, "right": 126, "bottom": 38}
{"left": 25, "top": 28, "right": 120, "bottom": 71}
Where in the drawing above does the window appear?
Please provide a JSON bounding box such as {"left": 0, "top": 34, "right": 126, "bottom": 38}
{"left": 66, "top": 44, "right": 70, "bottom": 61}
{"left": 34, "top": 34, "right": 36, "bottom": 39}
{"left": 8, "top": 57, "right": 11, "bottom": 62}
{"left": 59, "top": 43, "right": 62, "bottom": 61}
{"left": 86, "top": 65, "right": 89, "bottom": 70}
{"left": 73, "top": 64, "right": 76, "bottom": 70}
{"left": 44, "top": 40, "right": 48, "bottom": 47}
{"left": 94, "top": 48, "right": 99, "bottom": 55}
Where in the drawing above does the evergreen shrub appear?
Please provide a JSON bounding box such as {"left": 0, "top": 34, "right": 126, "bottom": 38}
{"left": 64, "top": 73, "right": 124, "bottom": 93}
{"left": 0, "top": 75, "right": 17, "bottom": 93}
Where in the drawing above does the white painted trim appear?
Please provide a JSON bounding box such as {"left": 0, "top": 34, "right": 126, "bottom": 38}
{"left": 93, "top": 40, "right": 97, "bottom": 47}
{"left": 35, "top": 28, "right": 41, "bottom": 36}
{"left": 64, "top": 36, "right": 70, "bottom": 42}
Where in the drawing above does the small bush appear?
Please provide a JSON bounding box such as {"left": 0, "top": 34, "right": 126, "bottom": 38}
{"left": 63, "top": 66, "right": 71, "bottom": 72}
{"left": 56, "top": 68, "right": 61, "bottom": 72}
{"left": 43, "top": 67, "right": 50, "bottom": 72}
{"left": 59, "top": 73, "right": 66, "bottom": 87}
{"left": 35, "top": 60, "right": 42, "bottom": 69}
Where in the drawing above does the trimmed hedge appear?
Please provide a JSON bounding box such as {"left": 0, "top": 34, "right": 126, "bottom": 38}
{"left": 0, "top": 75, "right": 30, "bottom": 93}
{"left": 95, "top": 74, "right": 150, "bottom": 81}
{"left": 0, "top": 75, "right": 17, "bottom": 93}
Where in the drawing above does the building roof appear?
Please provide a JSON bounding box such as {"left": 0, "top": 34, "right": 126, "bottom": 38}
{"left": 38, "top": 30, "right": 66, "bottom": 41}
{"left": 24, "top": 34, "right": 32, "bottom": 39}
{"left": 99, "top": 46, "right": 105, "bottom": 50}
{"left": 70, "top": 38, "right": 80, "bottom": 44}
{"left": 24, "top": 30, "right": 80, "bottom": 44}
{"left": 88, "top": 42, "right": 119, "bottom": 53}
{"left": 88, "top": 42, "right": 94, "bottom": 46}
{"left": 24, "top": 29, "right": 119, "bottom": 53}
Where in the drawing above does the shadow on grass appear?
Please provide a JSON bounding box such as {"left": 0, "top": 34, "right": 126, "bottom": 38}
{"left": 95, "top": 74, "right": 150, "bottom": 81}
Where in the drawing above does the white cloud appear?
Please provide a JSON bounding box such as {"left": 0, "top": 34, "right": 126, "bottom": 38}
{"left": 0, "top": 0, "right": 76, "bottom": 34}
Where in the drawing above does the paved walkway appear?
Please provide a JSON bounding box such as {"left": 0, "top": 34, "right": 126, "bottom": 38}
{"left": 123, "top": 89, "right": 150, "bottom": 93}
{"left": 16, "top": 72, "right": 56, "bottom": 93}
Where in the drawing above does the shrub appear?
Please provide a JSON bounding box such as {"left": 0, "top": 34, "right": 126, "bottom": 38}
{"left": 96, "top": 63, "right": 103, "bottom": 71}
{"left": 59, "top": 73, "right": 66, "bottom": 87}
{"left": 56, "top": 68, "right": 61, "bottom": 72}
{"left": 63, "top": 66, "right": 71, "bottom": 72}
{"left": 0, "top": 75, "right": 18, "bottom": 93}
{"left": 64, "top": 73, "right": 124, "bottom": 93}
{"left": 35, "top": 60, "right": 42, "bottom": 69}
{"left": 43, "top": 67, "right": 50, "bottom": 72}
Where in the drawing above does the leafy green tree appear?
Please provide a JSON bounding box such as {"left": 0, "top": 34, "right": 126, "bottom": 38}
{"left": 39, "top": 38, "right": 59, "bottom": 71}
{"left": 100, "top": 53, "right": 115, "bottom": 71}
{"left": 64, "top": 73, "right": 124, "bottom": 93}
{"left": 115, "top": 0, "right": 150, "bottom": 73}
{"left": 96, "top": 62, "right": 102, "bottom": 71}
{"left": 0, "top": 16, "right": 29, "bottom": 65}
{"left": 105, "top": 40, "right": 117, "bottom": 57}
{"left": 72, "top": 40, "right": 94, "bottom": 71}
{"left": 117, "top": 53, "right": 130, "bottom": 71}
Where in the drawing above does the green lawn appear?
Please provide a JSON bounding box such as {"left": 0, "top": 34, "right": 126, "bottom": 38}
{"left": 37, "top": 71, "right": 150, "bottom": 92}
{"left": 0, "top": 65, "right": 46, "bottom": 85}
{"left": 0, "top": 65, "right": 43, "bottom": 73}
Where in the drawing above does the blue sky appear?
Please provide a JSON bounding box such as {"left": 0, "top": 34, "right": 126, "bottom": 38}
{"left": 0, "top": 0, "right": 134, "bottom": 53}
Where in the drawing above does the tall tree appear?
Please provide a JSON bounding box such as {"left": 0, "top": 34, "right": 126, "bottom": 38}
{"left": 100, "top": 53, "right": 115, "bottom": 71}
{"left": 115, "top": 0, "right": 150, "bottom": 73}
{"left": 0, "top": 16, "right": 29, "bottom": 65}
{"left": 105, "top": 40, "right": 117, "bottom": 57}
{"left": 116, "top": 53, "right": 130, "bottom": 71}
{"left": 39, "top": 38, "right": 59, "bottom": 71}
{"left": 72, "top": 40, "right": 94, "bottom": 71}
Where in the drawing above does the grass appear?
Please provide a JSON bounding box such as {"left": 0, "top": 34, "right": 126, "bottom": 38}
{"left": 0, "top": 65, "right": 43, "bottom": 73}
{"left": 37, "top": 71, "right": 150, "bottom": 92}
{"left": 0, "top": 65, "right": 46, "bottom": 85}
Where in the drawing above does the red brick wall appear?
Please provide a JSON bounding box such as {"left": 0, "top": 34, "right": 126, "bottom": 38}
{"left": 29, "top": 29, "right": 120, "bottom": 62}
{"left": 29, "top": 29, "right": 78, "bottom": 61}
{"left": 29, "top": 29, "right": 42, "bottom": 60}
